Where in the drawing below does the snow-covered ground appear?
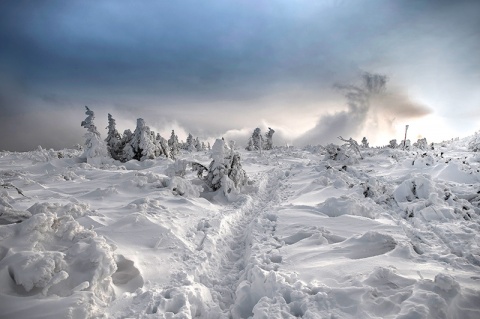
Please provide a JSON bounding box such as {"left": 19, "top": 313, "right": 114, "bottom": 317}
{"left": 1, "top": 139, "right": 479, "bottom": 319}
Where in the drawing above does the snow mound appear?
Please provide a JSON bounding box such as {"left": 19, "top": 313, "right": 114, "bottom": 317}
{"left": 318, "top": 195, "right": 377, "bottom": 219}
{"left": 0, "top": 212, "right": 117, "bottom": 318}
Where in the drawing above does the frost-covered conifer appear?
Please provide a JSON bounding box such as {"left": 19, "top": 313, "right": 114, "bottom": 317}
{"left": 252, "top": 128, "right": 263, "bottom": 151}
{"left": 246, "top": 128, "right": 264, "bottom": 151}
{"left": 207, "top": 142, "right": 211, "bottom": 150}
{"left": 195, "top": 137, "right": 202, "bottom": 151}
{"left": 264, "top": 127, "right": 275, "bottom": 150}
{"left": 186, "top": 133, "right": 195, "bottom": 152}
{"left": 155, "top": 133, "right": 169, "bottom": 158}
{"left": 80, "top": 106, "right": 108, "bottom": 160}
{"left": 201, "top": 141, "right": 206, "bottom": 151}
{"left": 168, "top": 130, "right": 180, "bottom": 159}
{"left": 205, "top": 139, "right": 248, "bottom": 193}
{"left": 361, "top": 137, "right": 369, "bottom": 148}
{"left": 105, "top": 113, "right": 122, "bottom": 160}
{"left": 123, "top": 118, "right": 156, "bottom": 161}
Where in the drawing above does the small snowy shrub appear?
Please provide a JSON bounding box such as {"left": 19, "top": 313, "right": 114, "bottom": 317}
{"left": 324, "top": 143, "right": 348, "bottom": 161}
{"left": 361, "top": 137, "right": 369, "bottom": 148}
{"left": 389, "top": 139, "right": 398, "bottom": 149}
{"left": 414, "top": 138, "right": 428, "bottom": 150}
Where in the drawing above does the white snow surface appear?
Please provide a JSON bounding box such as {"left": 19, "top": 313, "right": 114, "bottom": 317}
{"left": 0, "top": 139, "right": 479, "bottom": 319}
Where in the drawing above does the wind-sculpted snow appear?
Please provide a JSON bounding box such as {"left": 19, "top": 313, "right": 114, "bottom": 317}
{"left": 0, "top": 136, "right": 479, "bottom": 318}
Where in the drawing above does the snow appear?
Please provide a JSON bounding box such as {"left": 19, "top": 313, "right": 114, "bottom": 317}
{"left": 0, "top": 138, "right": 479, "bottom": 319}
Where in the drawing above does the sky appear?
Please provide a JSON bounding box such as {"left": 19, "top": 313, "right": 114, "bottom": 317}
{"left": 0, "top": 0, "right": 479, "bottom": 151}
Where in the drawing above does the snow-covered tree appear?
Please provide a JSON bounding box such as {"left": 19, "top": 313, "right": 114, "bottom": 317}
{"left": 123, "top": 118, "right": 156, "bottom": 161}
{"left": 246, "top": 128, "right": 263, "bottom": 151}
{"left": 168, "top": 130, "right": 180, "bottom": 159}
{"left": 205, "top": 139, "right": 248, "bottom": 193}
{"left": 186, "top": 133, "right": 195, "bottom": 152}
{"left": 105, "top": 113, "right": 122, "bottom": 160}
{"left": 155, "top": 133, "right": 169, "bottom": 158}
{"left": 195, "top": 137, "right": 202, "bottom": 151}
{"left": 264, "top": 127, "right": 275, "bottom": 150}
{"left": 469, "top": 132, "right": 480, "bottom": 152}
{"left": 80, "top": 106, "right": 107, "bottom": 160}
{"left": 361, "top": 137, "right": 369, "bottom": 148}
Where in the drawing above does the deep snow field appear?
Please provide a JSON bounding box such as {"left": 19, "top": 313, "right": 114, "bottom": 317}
{"left": 1, "top": 137, "right": 480, "bottom": 319}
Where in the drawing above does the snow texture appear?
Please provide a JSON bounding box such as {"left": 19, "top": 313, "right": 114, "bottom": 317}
{"left": 0, "top": 134, "right": 479, "bottom": 319}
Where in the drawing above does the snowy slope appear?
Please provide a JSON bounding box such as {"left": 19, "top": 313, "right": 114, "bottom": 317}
{"left": 0, "top": 139, "right": 479, "bottom": 319}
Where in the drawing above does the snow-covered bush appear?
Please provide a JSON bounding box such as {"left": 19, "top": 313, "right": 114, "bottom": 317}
{"left": 123, "top": 118, "right": 156, "bottom": 161}
{"left": 361, "top": 137, "right": 369, "bottom": 148}
{"left": 389, "top": 139, "right": 398, "bottom": 149}
{"left": 469, "top": 132, "right": 480, "bottom": 152}
{"left": 205, "top": 139, "right": 248, "bottom": 195}
{"left": 338, "top": 136, "right": 363, "bottom": 159}
{"left": 80, "top": 106, "right": 108, "bottom": 161}
{"left": 324, "top": 143, "right": 348, "bottom": 161}
{"left": 414, "top": 138, "right": 428, "bottom": 150}
{"left": 105, "top": 113, "right": 122, "bottom": 160}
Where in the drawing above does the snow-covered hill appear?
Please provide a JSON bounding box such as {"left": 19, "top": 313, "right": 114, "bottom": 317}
{"left": 1, "top": 138, "right": 479, "bottom": 319}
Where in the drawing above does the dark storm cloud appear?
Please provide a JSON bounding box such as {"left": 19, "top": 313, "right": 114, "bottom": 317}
{"left": 0, "top": 0, "right": 479, "bottom": 150}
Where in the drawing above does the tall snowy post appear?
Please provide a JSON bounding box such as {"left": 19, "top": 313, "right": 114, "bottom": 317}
{"left": 403, "top": 125, "right": 409, "bottom": 150}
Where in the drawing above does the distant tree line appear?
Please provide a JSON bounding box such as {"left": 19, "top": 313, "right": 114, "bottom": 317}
{"left": 80, "top": 106, "right": 276, "bottom": 163}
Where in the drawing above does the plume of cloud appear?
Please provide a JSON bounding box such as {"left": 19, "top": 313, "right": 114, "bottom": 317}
{"left": 294, "top": 72, "right": 432, "bottom": 146}
{"left": 294, "top": 72, "right": 387, "bottom": 146}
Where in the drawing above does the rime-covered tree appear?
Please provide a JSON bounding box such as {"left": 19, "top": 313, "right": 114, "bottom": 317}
{"left": 468, "top": 132, "right": 480, "bottom": 152}
{"left": 105, "top": 113, "right": 122, "bottom": 160}
{"left": 246, "top": 128, "right": 263, "bottom": 151}
{"left": 168, "top": 130, "right": 180, "bottom": 159}
{"left": 155, "top": 133, "right": 169, "bottom": 158}
{"left": 361, "top": 137, "right": 369, "bottom": 148}
{"left": 264, "top": 127, "right": 275, "bottom": 150}
{"left": 123, "top": 118, "right": 156, "bottom": 161}
{"left": 186, "top": 133, "right": 195, "bottom": 152}
{"left": 195, "top": 137, "right": 202, "bottom": 151}
{"left": 80, "top": 106, "right": 107, "bottom": 160}
{"left": 205, "top": 139, "right": 248, "bottom": 193}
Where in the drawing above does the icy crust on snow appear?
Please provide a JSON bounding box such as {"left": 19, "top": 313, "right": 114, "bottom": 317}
{"left": 0, "top": 137, "right": 479, "bottom": 318}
